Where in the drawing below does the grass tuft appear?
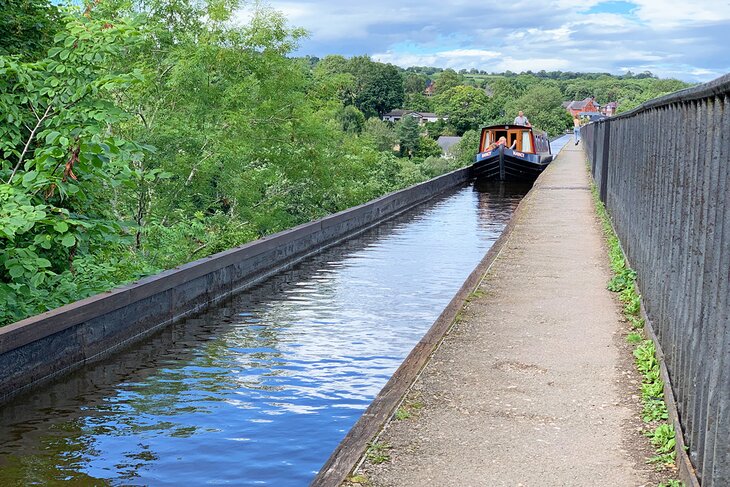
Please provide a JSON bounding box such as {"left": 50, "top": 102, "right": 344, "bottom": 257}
{"left": 590, "top": 179, "right": 678, "bottom": 478}
{"left": 366, "top": 442, "right": 392, "bottom": 465}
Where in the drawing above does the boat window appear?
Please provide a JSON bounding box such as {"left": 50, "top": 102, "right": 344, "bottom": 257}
{"left": 508, "top": 132, "right": 518, "bottom": 149}
{"left": 484, "top": 131, "right": 492, "bottom": 148}
{"left": 521, "top": 131, "right": 532, "bottom": 153}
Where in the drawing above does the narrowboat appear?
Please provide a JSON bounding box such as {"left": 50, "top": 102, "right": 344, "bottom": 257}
{"left": 471, "top": 124, "right": 553, "bottom": 181}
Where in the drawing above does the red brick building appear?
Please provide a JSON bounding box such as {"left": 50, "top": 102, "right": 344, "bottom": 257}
{"left": 566, "top": 97, "right": 600, "bottom": 117}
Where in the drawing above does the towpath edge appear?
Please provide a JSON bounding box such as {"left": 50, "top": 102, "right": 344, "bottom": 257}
{"left": 310, "top": 169, "right": 526, "bottom": 486}
{"left": 342, "top": 142, "right": 662, "bottom": 486}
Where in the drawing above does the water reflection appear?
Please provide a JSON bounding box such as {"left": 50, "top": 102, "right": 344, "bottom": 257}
{"left": 0, "top": 183, "right": 527, "bottom": 486}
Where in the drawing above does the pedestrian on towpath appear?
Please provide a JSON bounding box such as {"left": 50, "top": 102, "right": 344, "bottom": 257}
{"left": 514, "top": 111, "right": 530, "bottom": 126}
{"left": 574, "top": 116, "right": 581, "bottom": 145}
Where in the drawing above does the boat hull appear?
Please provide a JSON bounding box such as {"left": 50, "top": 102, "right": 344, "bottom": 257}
{"left": 471, "top": 146, "right": 553, "bottom": 182}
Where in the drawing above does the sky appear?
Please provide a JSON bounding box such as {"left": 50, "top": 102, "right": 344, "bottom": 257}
{"left": 239, "top": 0, "right": 730, "bottom": 82}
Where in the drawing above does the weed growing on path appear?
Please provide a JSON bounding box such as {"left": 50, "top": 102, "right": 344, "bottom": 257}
{"left": 366, "top": 442, "right": 392, "bottom": 464}
{"left": 658, "top": 480, "right": 683, "bottom": 487}
{"left": 590, "top": 182, "right": 679, "bottom": 482}
{"left": 345, "top": 473, "right": 372, "bottom": 486}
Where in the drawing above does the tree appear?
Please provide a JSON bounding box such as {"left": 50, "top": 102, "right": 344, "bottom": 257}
{"left": 0, "top": 0, "right": 61, "bottom": 60}
{"left": 346, "top": 56, "right": 405, "bottom": 118}
{"left": 337, "top": 105, "right": 365, "bottom": 133}
{"left": 396, "top": 115, "right": 421, "bottom": 157}
{"left": 403, "top": 92, "right": 433, "bottom": 112}
{"left": 436, "top": 69, "right": 460, "bottom": 93}
{"left": 363, "top": 118, "right": 397, "bottom": 152}
{"left": 414, "top": 136, "right": 442, "bottom": 159}
{"left": 0, "top": 10, "right": 149, "bottom": 324}
{"left": 506, "top": 85, "right": 572, "bottom": 136}
{"left": 434, "top": 85, "right": 490, "bottom": 135}
{"left": 403, "top": 72, "right": 427, "bottom": 94}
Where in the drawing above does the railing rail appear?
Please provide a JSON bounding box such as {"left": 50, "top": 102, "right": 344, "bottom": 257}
{"left": 581, "top": 73, "right": 730, "bottom": 486}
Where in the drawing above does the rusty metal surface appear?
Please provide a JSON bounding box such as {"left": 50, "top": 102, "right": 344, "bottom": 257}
{"left": 581, "top": 79, "right": 729, "bottom": 486}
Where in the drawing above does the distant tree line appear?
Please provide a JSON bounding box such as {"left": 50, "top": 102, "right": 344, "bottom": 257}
{"left": 0, "top": 0, "right": 691, "bottom": 326}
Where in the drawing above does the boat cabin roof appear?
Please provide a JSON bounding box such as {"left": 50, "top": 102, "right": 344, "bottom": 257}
{"left": 481, "top": 124, "right": 547, "bottom": 136}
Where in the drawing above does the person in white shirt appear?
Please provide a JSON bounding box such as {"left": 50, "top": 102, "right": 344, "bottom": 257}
{"left": 514, "top": 111, "right": 530, "bottom": 126}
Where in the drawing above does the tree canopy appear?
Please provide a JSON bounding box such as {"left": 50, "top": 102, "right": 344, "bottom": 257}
{"left": 0, "top": 1, "right": 693, "bottom": 327}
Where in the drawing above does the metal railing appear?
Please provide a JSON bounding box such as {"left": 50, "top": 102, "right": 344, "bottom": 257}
{"left": 581, "top": 74, "right": 730, "bottom": 486}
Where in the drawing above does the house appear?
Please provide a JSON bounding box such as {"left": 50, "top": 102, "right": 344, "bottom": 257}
{"left": 424, "top": 82, "right": 436, "bottom": 97}
{"left": 565, "top": 97, "right": 600, "bottom": 117}
{"left": 577, "top": 111, "right": 606, "bottom": 122}
{"left": 382, "top": 110, "right": 447, "bottom": 124}
{"left": 436, "top": 136, "right": 461, "bottom": 158}
{"left": 602, "top": 102, "right": 617, "bottom": 116}
{"left": 564, "top": 98, "right": 618, "bottom": 118}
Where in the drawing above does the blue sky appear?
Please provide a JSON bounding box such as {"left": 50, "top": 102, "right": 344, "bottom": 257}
{"left": 239, "top": 0, "right": 730, "bottom": 82}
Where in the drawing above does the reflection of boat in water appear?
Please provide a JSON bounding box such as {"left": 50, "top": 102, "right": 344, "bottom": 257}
{"left": 472, "top": 180, "right": 532, "bottom": 233}
{"left": 471, "top": 124, "right": 553, "bottom": 182}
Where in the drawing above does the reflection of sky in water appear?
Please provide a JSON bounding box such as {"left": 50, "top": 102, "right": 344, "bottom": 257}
{"left": 551, "top": 134, "right": 572, "bottom": 154}
{"left": 0, "top": 183, "right": 526, "bottom": 486}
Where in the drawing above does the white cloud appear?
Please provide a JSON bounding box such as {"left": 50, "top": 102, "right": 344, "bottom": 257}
{"left": 631, "top": 0, "right": 730, "bottom": 28}
{"left": 235, "top": 0, "right": 730, "bottom": 82}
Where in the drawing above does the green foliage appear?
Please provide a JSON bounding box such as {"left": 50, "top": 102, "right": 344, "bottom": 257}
{"left": 414, "top": 136, "right": 442, "bottom": 159}
{"left": 0, "top": 0, "right": 61, "bottom": 60}
{"left": 591, "top": 174, "right": 677, "bottom": 471}
{"left": 0, "top": 10, "right": 149, "bottom": 324}
{"left": 403, "top": 72, "right": 427, "bottom": 94}
{"left": 628, "top": 315, "right": 645, "bottom": 330}
{"left": 435, "top": 68, "right": 461, "bottom": 93}
{"left": 341, "top": 56, "right": 404, "bottom": 118}
{"left": 608, "top": 267, "right": 637, "bottom": 292}
{"left": 403, "top": 92, "right": 433, "bottom": 112}
{"left": 658, "top": 480, "right": 683, "bottom": 487}
{"left": 505, "top": 84, "right": 572, "bottom": 136}
{"left": 365, "top": 442, "right": 392, "bottom": 464}
{"left": 634, "top": 340, "right": 658, "bottom": 375}
{"left": 419, "top": 157, "right": 457, "bottom": 178}
{"left": 363, "top": 118, "right": 397, "bottom": 152}
{"left": 626, "top": 332, "right": 643, "bottom": 344}
{"left": 433, "top": 85, "right": 490, "bottom": 135}
{"left": 337, "top": 105, "right": 366, "bottom": 134}
{"left": 347, "top": 474, "right": 371, "bottom": 486}
{"left": 396, "top": 115, "right": 421, "bottom": 157}
{"left": 394, "top": 407, "right": 411, "bottom": 420}
{"left": 450, "top": 129, "right": 481, "bottom": 166}
{"left": 647, "top": 423, "right": 676, "bottom": 464}
{"left": 0, "top": 4, "right": 433, "bottom": 327}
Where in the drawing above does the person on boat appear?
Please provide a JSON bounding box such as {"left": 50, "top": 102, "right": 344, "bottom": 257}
{"left": 573, "top": 116, "right": 581, "bottom": 145}
{"left": 486, "top": 136, "right": 509, "bottom": 151}
{"left": 514, "top": 111, "right": 530, "bottom": 126}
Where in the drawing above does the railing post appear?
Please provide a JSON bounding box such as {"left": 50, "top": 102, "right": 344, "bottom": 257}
{"left": 599, "top": 119, "right": 610, "bottom": 203}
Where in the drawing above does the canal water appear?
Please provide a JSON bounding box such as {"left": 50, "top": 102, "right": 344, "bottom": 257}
{"left": 0, "top": 165, "right": 563, "bottom": 484}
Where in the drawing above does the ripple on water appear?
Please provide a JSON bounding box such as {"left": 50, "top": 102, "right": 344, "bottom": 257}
{"left": 0, "top": 182, "right": 528, "bottom": 486}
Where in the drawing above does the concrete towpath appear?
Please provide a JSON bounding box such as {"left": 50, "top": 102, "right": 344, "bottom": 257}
{"left": 353, "top": 141, "right": 659, "bottom": 486}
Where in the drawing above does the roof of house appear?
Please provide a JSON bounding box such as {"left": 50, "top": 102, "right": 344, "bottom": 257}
{"left": 383, "top": 109, "right": 408, "bottom": 117}
{"left": 437, "top": 136, "right": 462, "bottom": 152}
{"left": 382, "top": 110, "right": 442, "bottom": 119}
{"left": 567, "top": 98, "right": 596, "bottom": 111}
{"left": 578, "top": 112, "right": 607, "bottom": 119}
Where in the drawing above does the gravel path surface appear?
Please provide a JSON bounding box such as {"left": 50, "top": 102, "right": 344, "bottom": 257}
{"left": 352, "top": 142, "right": 659, "bottom": 487}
